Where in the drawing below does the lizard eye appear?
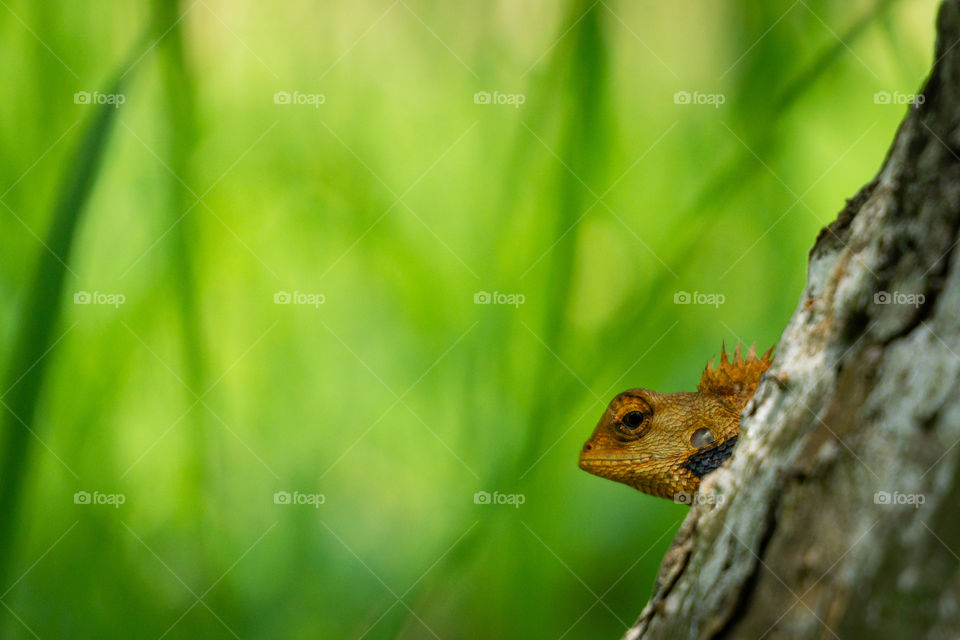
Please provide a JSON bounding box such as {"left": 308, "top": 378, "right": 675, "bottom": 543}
{"left": 620, "top": 411, "right": 646, "bottom": 431}
{"left": 690, "top": 428, "right": 715, "bottom": 448}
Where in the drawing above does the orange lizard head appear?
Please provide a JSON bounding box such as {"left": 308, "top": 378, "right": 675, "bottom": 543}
{"left": 578, "top": 342, "right": 773, "bottom": 501}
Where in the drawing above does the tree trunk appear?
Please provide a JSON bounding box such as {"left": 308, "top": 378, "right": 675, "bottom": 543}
{"left": 628, "top": 2, "right": 960, "bottom": 639}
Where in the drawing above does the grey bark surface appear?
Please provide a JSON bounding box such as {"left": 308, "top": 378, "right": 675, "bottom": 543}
{"left": 627, "top": 2, "right": 960, "bottom": 639}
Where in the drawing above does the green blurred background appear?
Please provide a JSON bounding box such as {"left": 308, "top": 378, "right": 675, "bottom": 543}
{"left": 0, "top": 0, "right": 940, "bottom": 637}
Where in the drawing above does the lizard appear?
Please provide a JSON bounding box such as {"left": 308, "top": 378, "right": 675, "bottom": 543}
{"left": 578, "top": 341, "right": 773, "bottom": 501}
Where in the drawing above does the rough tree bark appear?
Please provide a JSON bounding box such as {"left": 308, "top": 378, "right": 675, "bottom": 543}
{"left": 627, "top": 2, "right": 960, "bottom": 639}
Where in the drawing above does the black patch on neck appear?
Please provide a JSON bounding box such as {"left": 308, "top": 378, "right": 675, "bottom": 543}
{"left": 682, "top": 436, "right": 739, "bottom": 478}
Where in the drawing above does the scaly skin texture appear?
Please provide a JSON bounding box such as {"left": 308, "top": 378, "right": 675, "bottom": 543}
{"left": 578, "top": 342, "right": 773, "bottom": 501}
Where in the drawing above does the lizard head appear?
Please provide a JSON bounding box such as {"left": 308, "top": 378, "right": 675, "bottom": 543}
{"left": 578, "top": 342, "right": 773, "bottom": 500}
{"left": 577, "top": 388, "right": 739, "bottom": 499}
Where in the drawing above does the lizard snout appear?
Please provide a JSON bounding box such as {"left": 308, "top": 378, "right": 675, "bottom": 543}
{"left": 578, "top": 441, "right": 597, "bottom": 471}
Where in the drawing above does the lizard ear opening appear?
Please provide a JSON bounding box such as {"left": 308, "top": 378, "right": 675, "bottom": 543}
{"left": 690, "top": 428, "right": 715, "bottom": 448}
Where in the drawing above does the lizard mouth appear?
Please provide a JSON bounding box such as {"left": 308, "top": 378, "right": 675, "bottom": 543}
{"left": 578, "top": 453, "right": 649, "bottom": 471}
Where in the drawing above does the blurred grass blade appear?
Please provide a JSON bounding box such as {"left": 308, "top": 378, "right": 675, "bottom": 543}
{"left": 151, "top": 0, "right": 218, "bottom": 586}
{"left": 375, "top": 1, "right": 611, "bottom": 636}
{"left": 0, "top": 69, "right": 132, "bottom": 589}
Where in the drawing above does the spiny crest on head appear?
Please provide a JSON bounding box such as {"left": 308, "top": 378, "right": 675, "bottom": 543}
{"left": 698, "top": 341, "right": 774, "bottom": 398}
